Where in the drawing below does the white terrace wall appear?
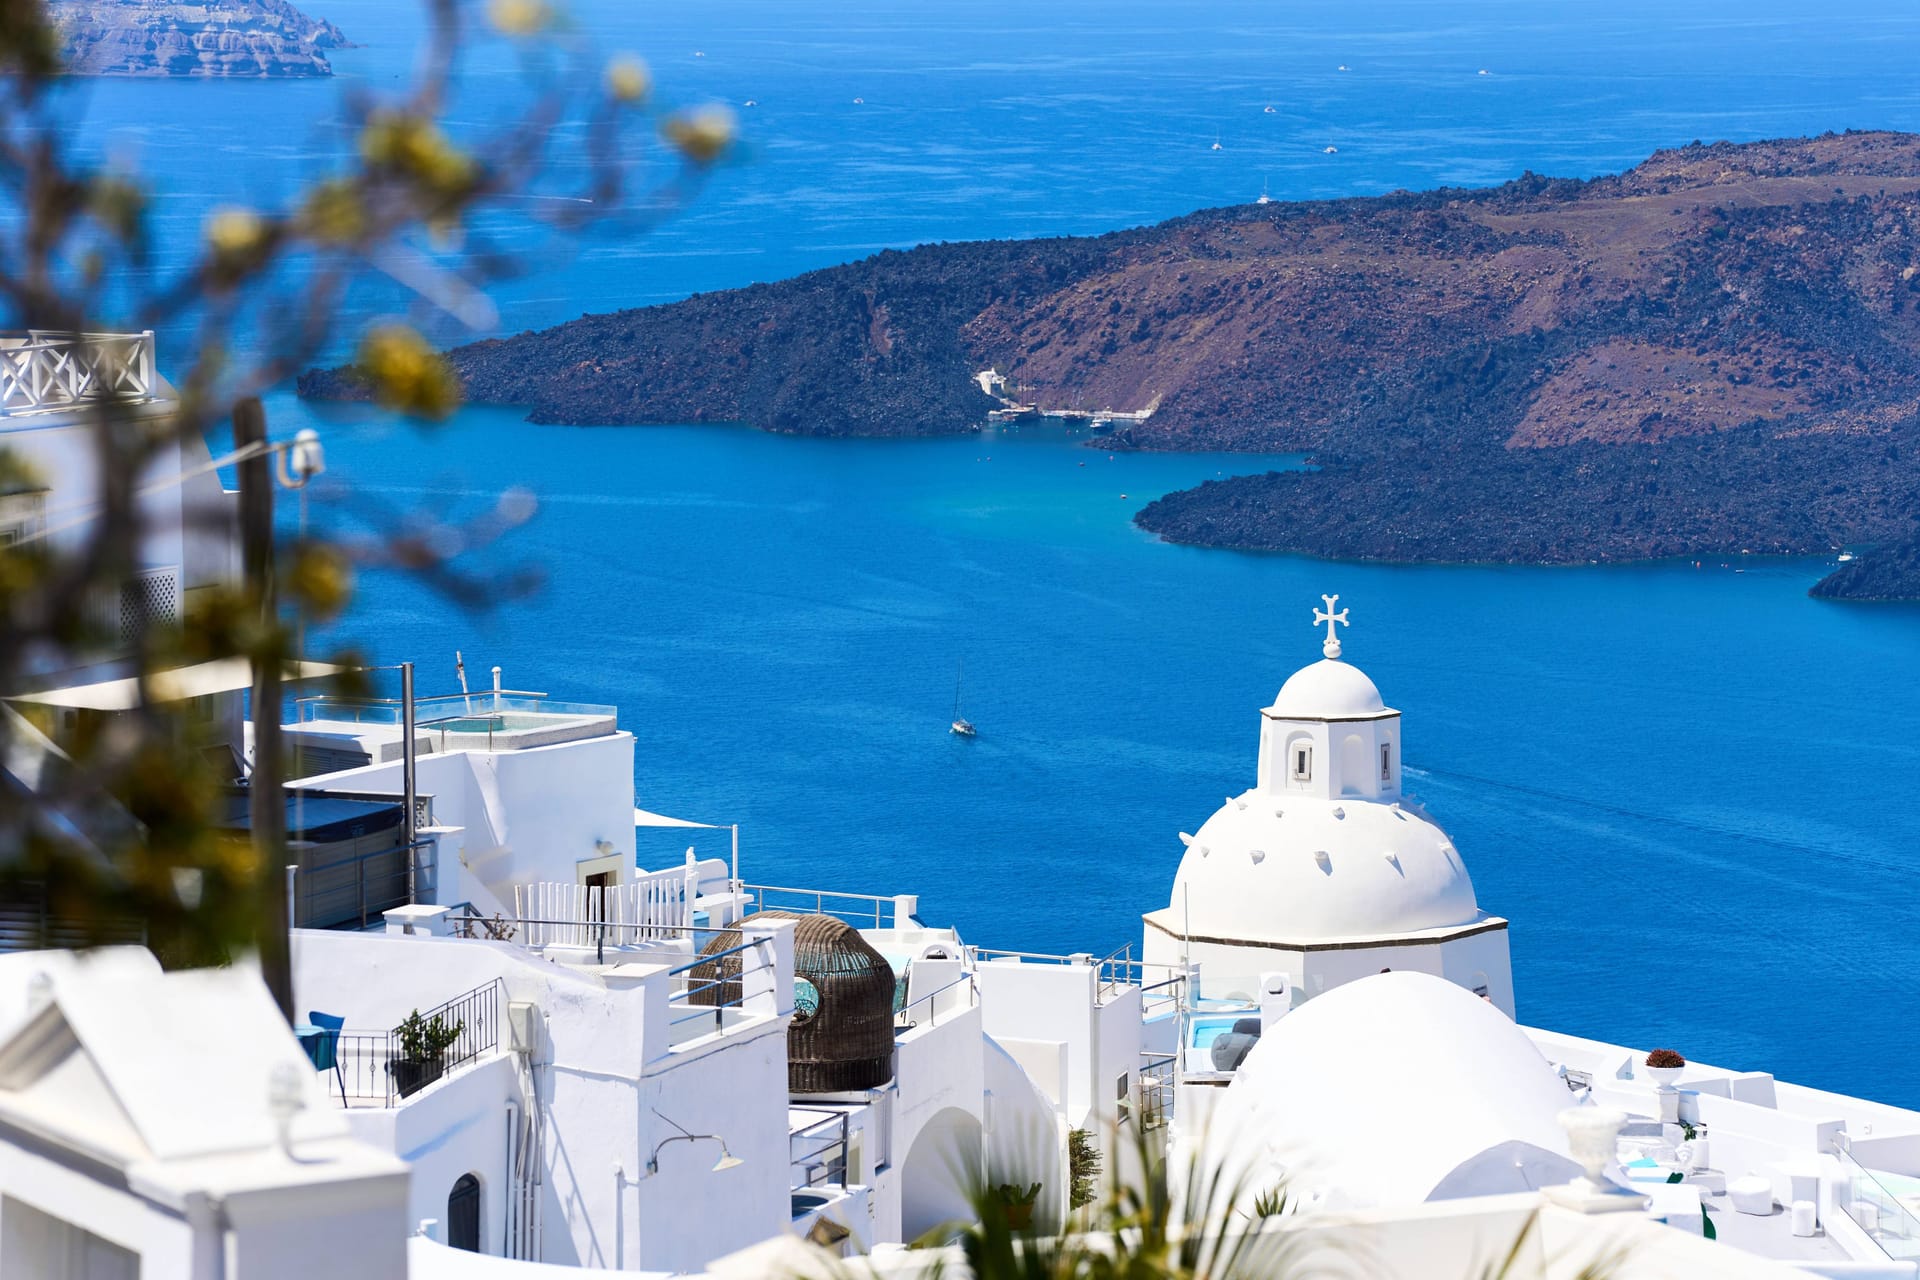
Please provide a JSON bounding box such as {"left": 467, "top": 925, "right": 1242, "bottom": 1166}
{"left": 0, "top": 1143, "right": 194, "bottom": 1279}
{"left": 982, "top": 1037, "right": 1066, "bottom": 1232}
{"left": 292, "top": 927, "right": 792, "bottom": 1274}
{"left": 894, "top": 1005, "right": 986, "bottom": 1241}
{"left": 292, "top": 730, "right": 638, "bottom": 912}
{"left": 344, "top": 1055, "right": 520, "bottom": 1257}
{"left": 974, "top": 961, "right": 1146, "bottom": 1192}
{"left": 626, "top": 1031, "right": 790, "bottom": 1273}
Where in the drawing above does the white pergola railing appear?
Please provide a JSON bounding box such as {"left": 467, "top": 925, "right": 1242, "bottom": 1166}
{"left": 512, "top": 865, "right": 699, "bottom": 950}
{"left": 0, "top": 331, "right": 159, "bottom": 416}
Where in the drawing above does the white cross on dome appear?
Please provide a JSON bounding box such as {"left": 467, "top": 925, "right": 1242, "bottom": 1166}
{"left": 1313, "top": 594, "right": 1349, "bottom": 659}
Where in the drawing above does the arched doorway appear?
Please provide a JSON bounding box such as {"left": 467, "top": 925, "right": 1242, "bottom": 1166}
{"left": 447, "top": 1173, "right": 481, "bottom": 1252}
{"left": 900, "top": 1107, "right": 983, "bottom": 1241}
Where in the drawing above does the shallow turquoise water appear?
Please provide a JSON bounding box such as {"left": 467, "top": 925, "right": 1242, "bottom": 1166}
{"left": 32, "top": 0, "right": 1920, "bottom": 1102}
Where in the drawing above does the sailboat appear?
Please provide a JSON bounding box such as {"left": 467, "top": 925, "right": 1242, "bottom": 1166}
{"left": 950, "top": 660, "right": 977, "bottom": 737}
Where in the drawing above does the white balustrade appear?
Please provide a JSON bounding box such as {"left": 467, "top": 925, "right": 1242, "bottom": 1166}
{"left": 513, "top": 864, "right": 699, "bottom": 949}
{"left": 0, "top": 331, "right": 158, "bottom": 416}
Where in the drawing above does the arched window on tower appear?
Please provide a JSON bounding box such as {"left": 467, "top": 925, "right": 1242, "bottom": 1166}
{"left": 1291, "top": 744, "right": 1312, "bottom": 782}
{"left": 1380, "top": 743, "right": 1392, "bottom": 782}
{"left": 447, "top": 1174, "right": 481, "bottom": 1252}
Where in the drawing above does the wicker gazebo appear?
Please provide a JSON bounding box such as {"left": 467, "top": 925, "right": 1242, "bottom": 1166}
{"left": 690, "top": 911, "right": 898, "bottom": 1093}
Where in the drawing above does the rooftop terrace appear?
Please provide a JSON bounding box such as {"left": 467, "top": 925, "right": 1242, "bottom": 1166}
{"left": 0, "top": 331, "right": 160, "bottom": 419}
{"left": 288, "top": 691, "right": 619, "bottom": 768}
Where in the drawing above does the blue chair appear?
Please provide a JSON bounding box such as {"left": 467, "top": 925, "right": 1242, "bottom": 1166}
{"left": 306, "top": 1010, "right": 347, "bottom": 1102}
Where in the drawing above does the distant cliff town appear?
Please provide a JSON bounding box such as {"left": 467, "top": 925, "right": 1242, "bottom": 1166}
{"left": 49, "top": 0, "right": 347, "bottom": 76}
{"left": 302, "top": 131, "right": 1920, "bottom": 599}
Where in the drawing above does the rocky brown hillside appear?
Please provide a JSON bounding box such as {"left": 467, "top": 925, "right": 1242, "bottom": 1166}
{"left": 301, "top": 130, "right": 1920, "bottom": 594}
{"left": 51, "top": 0, "right": 347, "bottom": 76}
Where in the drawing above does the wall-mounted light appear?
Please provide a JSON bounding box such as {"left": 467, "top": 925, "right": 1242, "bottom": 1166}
{"left": 647, "top": 1134, "right": 743, "bottom": 1175}
{"left": 645, "top": 1112, "right": 744, "bottom": 1176}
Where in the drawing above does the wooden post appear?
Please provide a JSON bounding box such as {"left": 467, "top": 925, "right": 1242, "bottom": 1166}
{"left": 236, "top": 397, "right": 294, "bottom": 1024}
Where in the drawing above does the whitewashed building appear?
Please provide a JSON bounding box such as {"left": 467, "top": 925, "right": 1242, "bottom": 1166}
{"left": 7, "top": 557, "right": 1920, "bottom": 1279}
{"left": 1142, "top": 596, "right": 1515, "bottom": 1018}
{"left": 0, "top": 332, "right": 250, "bottom": 766}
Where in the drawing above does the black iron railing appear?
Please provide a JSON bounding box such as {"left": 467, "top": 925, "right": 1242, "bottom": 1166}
{"left": 320, "top": 978, "right": 504, "bottom": 1107}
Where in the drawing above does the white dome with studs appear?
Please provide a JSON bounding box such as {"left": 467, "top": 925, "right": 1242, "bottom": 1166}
{"left": 1168, "top": 793, "right": 1478, "bottom": 943}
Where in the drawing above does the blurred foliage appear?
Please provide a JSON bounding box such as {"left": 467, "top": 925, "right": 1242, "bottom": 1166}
{"left": 0, "top": 0, "right": 734, "bottom": 965}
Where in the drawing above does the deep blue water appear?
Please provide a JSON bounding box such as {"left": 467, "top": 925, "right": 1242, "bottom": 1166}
{"left": 32, "top": 0, "right": 1920, "bottom": 1103}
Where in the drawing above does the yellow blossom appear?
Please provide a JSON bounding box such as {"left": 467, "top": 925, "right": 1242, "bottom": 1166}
{"left": 605, "top": 55, "right": 650, "bottom": 104}
{"left": 356, "top": 324, "right": 462, "bottom": 421}
{"left": 204, "top": 206, "right": 266, "bottom": 256}
{"left": 487, "top": 0, "right": 551, "bottom": 37}
{"left": 661, "top": 105, "right": 737, "bottom": 166}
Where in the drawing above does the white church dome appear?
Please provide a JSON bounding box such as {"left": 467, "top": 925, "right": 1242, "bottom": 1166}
{"left": 1169, "top": 792, "right": 1477, "bottom": 943}
{"left": 1201, "top": 972, "right": 1577, "bottom": 1210}
{"left": 1160, "top": 594, "right": 1485, "bottom": 945}
{"left": 1267, "top": 658, "right": 1386, "bottom": 719}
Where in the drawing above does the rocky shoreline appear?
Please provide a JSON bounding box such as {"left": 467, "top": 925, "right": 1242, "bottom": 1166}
{"left": 302, "top": 130, "right": 1920, "bottom": 598}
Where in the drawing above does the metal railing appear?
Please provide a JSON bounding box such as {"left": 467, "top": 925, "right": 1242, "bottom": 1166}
{"left": 444, "top": 911, "right": 711, "bottom": 965}
{"left": 743, "top": 883, "right": 908, "bottom": 930}
{"left": 0, "top": 331, "right": 157, "bottom": 416}
{"left": 1137, "top": 1052, "right": 1177, "bottom": 1131}
{"left": 791, "top": 1110, "right": 851, "bottom": 1188}
{"left": 667, "top": 935, "right": 773, "bottom": 1029}
{"left": 294, "top": 691, "right": 613, "bottom": 726}
{"left": 895, "top": 974, "right": 976, "bottom": 1032}
{"left": 330, "top": 1032, "right": 396, "bottom": 1106}
{"left": 293, "top": 837, "right": 436, "bottom": 930}
{"left": 966, "top": 942, "right": 1180, "bottom": 1001}
{"left": 322, "top": 979, "right": 505, "bottom": 1108}
{"left": 1832, "top": 1137, "right": 1920, "bottom": 1261}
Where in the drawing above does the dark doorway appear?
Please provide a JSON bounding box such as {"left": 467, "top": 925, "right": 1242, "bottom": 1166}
{"left": 448, "top": 1173, "right": 481, "bottom": 1252}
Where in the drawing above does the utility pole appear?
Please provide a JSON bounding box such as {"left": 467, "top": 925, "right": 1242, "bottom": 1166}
{"left": 236, "top": 397, "right": 294, "bottom": 1024}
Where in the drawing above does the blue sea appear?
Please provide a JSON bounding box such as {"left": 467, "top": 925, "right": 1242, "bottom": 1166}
{"left": 37, "top": 0, "right": 1920, "bottom": 1102}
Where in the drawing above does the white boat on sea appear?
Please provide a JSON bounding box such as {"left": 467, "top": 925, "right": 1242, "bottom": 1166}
{"left": 950, "top": 659, "right": 976, "bottom": 736}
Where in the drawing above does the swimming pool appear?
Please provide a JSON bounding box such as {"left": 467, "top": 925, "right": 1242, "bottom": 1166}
{"left": 1189, "top": 1015, "right": 1254, "bottom": 1050}
{"left": 429, "top": 714, "right": 560, "bottom": 733}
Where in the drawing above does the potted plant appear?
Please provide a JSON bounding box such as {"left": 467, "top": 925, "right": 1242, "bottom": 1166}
{"left": 390, "top": 1009, "right": 464, "bottom": 1099}
{"left": 1644, "top": 1047, "right": 1686, "bottom": 1088}
{"left": 995, "top": 1182, "right": 1041, "bottom": 1232}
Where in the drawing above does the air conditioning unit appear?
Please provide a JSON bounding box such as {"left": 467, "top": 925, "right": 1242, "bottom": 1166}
{"left": 508, "top": 1000, "right": 543, "bottom": 1056}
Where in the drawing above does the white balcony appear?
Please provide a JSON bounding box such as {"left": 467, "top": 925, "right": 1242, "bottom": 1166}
{"left": 0, "top": 331, "right": 160, "bottom": 418}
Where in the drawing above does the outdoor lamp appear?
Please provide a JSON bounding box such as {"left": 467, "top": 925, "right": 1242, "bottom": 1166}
{"left": 646, "top": 1132, "right": 743, "bottom": 1175}
{"left": 646, "top": 1112, "right": 744, "bottom": 1175}
{"left": 276, "top": 428, "right": 326, "bottom": 489}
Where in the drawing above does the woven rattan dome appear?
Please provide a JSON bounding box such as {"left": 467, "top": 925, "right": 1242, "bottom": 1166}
{"left": 691, "top": 911, "right": 897, "bottom": 1092}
